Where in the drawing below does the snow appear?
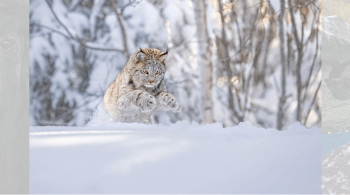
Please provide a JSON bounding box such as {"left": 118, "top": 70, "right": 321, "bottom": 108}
{"left": 29, "top": 0, "right": 321, "bottom": 129}
{"left": 30, "top": 121, "right": 321, "bottom": 194}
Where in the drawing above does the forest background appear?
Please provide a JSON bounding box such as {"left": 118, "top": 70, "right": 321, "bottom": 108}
{"left": 30, "top": 0, "right": 321, "bottom": 129}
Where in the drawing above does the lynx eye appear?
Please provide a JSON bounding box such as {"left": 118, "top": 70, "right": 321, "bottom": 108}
{"left": 142, "top": 70, "right": 148, "bottom": 74}
{"left": 155, "top": 71, "right": 161, "bottom": 75}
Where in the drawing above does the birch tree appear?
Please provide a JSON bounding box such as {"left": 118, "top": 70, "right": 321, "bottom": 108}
{"left": 277, "top": 0, "right": 286, "bottom": 130}
{"left": 193, "top": 0, "right": 214, "bottom": 124}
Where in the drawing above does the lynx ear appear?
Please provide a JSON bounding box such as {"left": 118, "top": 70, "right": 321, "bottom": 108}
{"left": 159, "top": 48, "right": 168, "bottom": 63}
{"left": 137, "top": 47, "right": 147, "bottom": 61}
{"left": 137, "top": 52, "right": 147, "bottom": 61}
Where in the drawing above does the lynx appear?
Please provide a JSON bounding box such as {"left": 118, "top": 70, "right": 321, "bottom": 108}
{"left": 103, "top": 48, "right": 180, "bottom": 123}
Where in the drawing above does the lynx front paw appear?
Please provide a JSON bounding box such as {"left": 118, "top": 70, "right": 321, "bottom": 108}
{"left": 158, "top": 92, "right": 181, "bottom": 112}
{"left": 136, "top": 92, "right": 157, "bottom": 112}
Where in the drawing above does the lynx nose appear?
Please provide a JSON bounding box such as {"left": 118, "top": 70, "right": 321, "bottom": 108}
{"left": 148, "top": 80, "right": 155, "bottom": 84}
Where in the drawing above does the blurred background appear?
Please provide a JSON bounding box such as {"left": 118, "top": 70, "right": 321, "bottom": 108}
{"left": 322, "top": 1, "right": 350, "bottom": 194}
{"left": 322, "top": 0, "right": 350, "bottom": 134}
{"left": 29, "top": 0, "right": 321, "bottom": 129}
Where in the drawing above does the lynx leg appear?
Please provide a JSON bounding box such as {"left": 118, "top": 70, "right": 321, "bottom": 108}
{"left": 117, "top": 90, "right": 156, "bottom": 113}
{"left": 156, "top": 92, "right": 181, "bottom": 112}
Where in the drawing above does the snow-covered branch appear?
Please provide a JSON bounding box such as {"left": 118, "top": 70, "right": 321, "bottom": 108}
{"left": 44, "top": 0, "right": 124, "bottom": 53}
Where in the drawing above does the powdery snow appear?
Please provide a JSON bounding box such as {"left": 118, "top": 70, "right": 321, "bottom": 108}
{"left": 30, "top": 121, "right": 321, "bottom": 194}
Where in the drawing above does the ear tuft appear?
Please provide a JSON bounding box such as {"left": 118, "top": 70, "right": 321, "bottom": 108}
{"left": 159, "top": 48, "right": 168, "bottom": 63}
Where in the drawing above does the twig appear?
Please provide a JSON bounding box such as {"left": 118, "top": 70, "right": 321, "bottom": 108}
{"left": 92, "top": 0, "right": 143, "bottom": 16}
{"left": 32, "top": 23, "right": 71, "bottom": 39}
{"left": 120, "top": 0, "right": 143, "bottom": 15}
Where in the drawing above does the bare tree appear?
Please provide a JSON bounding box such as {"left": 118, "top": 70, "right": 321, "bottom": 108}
{"left": 217, "top": 0, "right": 243, "bottom": 124}
{"left": 288, "top": 0, "right": 303, "bottom": 122}
{"left": 193, "top": 0, "right": 214, "bottom": 124}
{"left": 277, "top": 0, "right": 287, "bottom": 130}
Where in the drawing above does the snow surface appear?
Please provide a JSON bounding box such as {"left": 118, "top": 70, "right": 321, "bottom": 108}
{"left": 30, "top": 121, "right": 321, "bottom": 194}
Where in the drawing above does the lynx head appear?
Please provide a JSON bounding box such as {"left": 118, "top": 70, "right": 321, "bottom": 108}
{"left": 131, "top": 48, "right": 168, "bottom": 88}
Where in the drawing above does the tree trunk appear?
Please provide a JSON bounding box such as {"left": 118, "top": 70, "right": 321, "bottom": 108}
{"left": 217, "top": 0, "right": 243, "bottom": 124}
{"left": 110, "top": 0, "right": 130, "bottom": 60}
{"left": 288, "top": 0, "right": 303, "bottom": 122}
{"left": 277, "top": 0, "right": 286, "bottom": 130}
{"left": 193, "top": 0, "right": 214, "bottom": 124}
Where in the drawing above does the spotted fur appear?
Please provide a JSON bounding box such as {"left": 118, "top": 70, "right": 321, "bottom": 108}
{"left": 103, "top": 48, "right": 180, "bottom": 123}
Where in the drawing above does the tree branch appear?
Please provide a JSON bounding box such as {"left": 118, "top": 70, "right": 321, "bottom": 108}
{"left": 44, "top": 0, "right": 124, "bottom": 53}
{"left": 120, "top": 0, "right": 143, "bottom": 15}
{"left": 110, "top": 0, "right": 130, "bottom": 59}
{"left": 302, "top": 28, "right": 319, "bottom": 105}
{"left": 303, "top": 80, "right": 321, "bottom": 126}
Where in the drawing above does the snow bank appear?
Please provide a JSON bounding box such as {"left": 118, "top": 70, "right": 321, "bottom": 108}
{"left": 30, "top": 121, "right": 321, "bottom": 194}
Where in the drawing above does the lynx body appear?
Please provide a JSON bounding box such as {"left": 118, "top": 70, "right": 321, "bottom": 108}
{"left": 103, "top": 48, "right": 180, "bottom": 123}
